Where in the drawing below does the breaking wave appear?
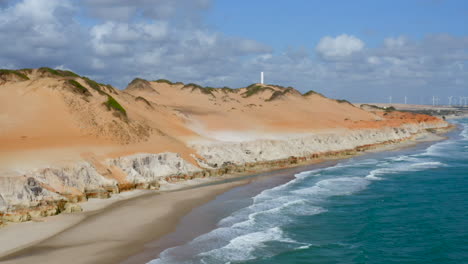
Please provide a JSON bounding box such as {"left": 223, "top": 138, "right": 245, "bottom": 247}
{"left": 150, "top": 129, "right": 455, "bottom": 264}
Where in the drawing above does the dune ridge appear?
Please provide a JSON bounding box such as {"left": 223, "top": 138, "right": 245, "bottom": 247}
{"left": 0, "top": 68, "right": 449, "bottom": 225}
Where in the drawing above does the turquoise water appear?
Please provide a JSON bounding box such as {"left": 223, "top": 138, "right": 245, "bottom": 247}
{"left": 150, "top": 119, "right": 468, "bottom": 264}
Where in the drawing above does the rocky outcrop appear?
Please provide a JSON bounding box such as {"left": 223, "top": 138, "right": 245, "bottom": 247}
{"left": 190, "top": 122, "right": 448, "bottom": 167}
{"left": 0, "top": 121, "right": 449, "bottom": 225}
{"left": 107, "top": 153, "right": 202, "bottom": 188}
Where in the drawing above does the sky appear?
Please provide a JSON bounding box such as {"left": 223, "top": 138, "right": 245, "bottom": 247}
{"left": 0, "top": 0, "right": 467, "bottom": 103}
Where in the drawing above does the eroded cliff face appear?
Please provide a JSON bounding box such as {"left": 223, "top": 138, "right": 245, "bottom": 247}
{"left": 191, "top": 122, "right": 448, "bottom": 167}
{"left": 0, "top": 120, "right": 449, "bottom": 225}
{"left": 106, "top": 153, "right": 202, "bottom": 188}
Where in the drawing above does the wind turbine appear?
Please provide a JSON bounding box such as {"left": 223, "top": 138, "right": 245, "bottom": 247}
{"left": 448, "top": 96, "right": 453, "bottom": 106}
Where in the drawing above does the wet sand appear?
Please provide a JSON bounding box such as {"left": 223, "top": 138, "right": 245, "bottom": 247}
{"left": 0, "top": 180, "right": 252, "bottom": 264}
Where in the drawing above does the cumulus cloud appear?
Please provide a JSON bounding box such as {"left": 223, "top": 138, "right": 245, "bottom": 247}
{"left": 316, "top": 34, "right": 365, "bottom": 58}
{"left": 0, "top": 0, "right": 467, "bottom": 103}
{"left": 384, "top": 36, "right": 408, "bottom": 49}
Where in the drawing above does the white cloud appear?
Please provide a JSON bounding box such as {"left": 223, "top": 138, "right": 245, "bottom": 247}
{"left": 0, "top": 1, "right": 467, "bottom": 103}
{"left": 316, "top": 34, "right": 365, "bottom": 58}
{"left": 384, "top": 36, "right": 408, "bottom": 49}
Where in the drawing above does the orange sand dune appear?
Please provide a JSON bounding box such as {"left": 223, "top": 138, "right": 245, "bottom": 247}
{"left": 0, "top": 69, "right": 442, "bottom": 171}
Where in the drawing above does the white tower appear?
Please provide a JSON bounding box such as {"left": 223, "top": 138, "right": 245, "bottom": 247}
{"left": 404, "top": 96, "right": 407, "bottom": 104}
{"left": 448, "top": 96, "right": 453, "bottom": 106}
{"left": 260, "top": 72, "right": 264, "bottom": 84}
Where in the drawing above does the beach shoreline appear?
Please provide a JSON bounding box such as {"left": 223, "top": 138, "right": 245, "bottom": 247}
{"left": 0, "top": 128, "right": 454, "bottom": 264}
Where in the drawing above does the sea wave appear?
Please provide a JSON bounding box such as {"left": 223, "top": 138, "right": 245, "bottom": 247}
{"left": 150, "top": 138, "right": 453, "bottom": 264}
{"left": 197, "top": 227, "right": 294, "bottom": 262}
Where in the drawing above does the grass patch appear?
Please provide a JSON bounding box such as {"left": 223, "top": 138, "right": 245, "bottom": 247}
{"left": 384, "top": 106, "right": 396, "bottom": 112}
{"left": 0, "top": 69, "right": 30, "bottom": 80}
{"left": 153, "top": 79, "right": 184, "bottom": 85}
{"left": 361, "top": 104, "right": 396, "bottom": 112}
{"left": 335, "top": 99, "right": 353, "bottom": 105}
{"left": 39, "top": 67, "right": 80, "bottom": 77}
{"left": 303, "top": 90, "right": 324, "bottom": 97}
{"left": 220, "top": 86, "right": 238, "bottom": 93}
{"left": 104, "top": 84, "right": 118, "bottom": 94}
{"left": 266, "top": 90, "right": 284, "bottom": 101}
{"left": 135, "top": 96, "right": 152, "bottom": 107}
{"left": 183, "top": 83, "right": 215, "bottom": 96}
{"left": 18, "top": 68, "right": 33, "bottom": 74}
{"left": 242, "top": 84, "right": 274, "bottom": 98}
{"left": 67, "top": 80, "right": 90, "bottom": 95}
{"left": 360, "top": 103, "right": 383, "bottom": 110}
{"left": 82, "top": 77, "right": 107, "bottom": 95}
{"left": 265, "top": 87, "right": 296, "bottom": 101}
{"left": 104, "top": 95, "right": 126, "bottom": 116}
{"left": 154, "top": 79, "right": 174, "bottom": 85}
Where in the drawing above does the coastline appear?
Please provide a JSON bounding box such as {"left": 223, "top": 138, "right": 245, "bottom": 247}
{"left": 0, "top": 127, "right": 454, "bottom": 264}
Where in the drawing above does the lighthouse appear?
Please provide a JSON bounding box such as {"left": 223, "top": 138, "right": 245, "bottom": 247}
{"left": 260, "top": 72, "right": 264, "bottom": 84}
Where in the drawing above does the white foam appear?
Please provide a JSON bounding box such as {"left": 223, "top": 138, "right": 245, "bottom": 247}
{"left": 293, "top": 177, "right": 370, "bottom": 196}
{"left": 388, "top": 155, "right": 420, "bottom": 162}
{"left": 460, "top": 123, "right": 468, "bottom": 139}
{"left": 149, "top": 139, "right": 459, "bottom": 264}
{"left": 197, "top": 227, "right": 291, "bottom": 262}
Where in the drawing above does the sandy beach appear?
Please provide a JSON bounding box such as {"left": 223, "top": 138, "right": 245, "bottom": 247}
{"left": 0, "top": 130, "right": 451, "bottom": 264}
{"left": 0, "top": 178, "right": 254, "bottom": 264}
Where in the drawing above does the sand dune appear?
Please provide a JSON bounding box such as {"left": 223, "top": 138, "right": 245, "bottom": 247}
{"left": 0, "top": 68, "right": 447, "bottom": 226}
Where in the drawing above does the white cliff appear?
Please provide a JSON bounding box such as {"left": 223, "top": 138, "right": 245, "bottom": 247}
{"left": 0, "top": 121, "right": 449, "bottom": 224}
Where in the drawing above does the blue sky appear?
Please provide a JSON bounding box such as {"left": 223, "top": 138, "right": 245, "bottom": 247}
{"left": 207, "top": 0, "right": 468, "bottom": 49}
{"left": 0, "top": 0, "right": 467, "bottom": 104}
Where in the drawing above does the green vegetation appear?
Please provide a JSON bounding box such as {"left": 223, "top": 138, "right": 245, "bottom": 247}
{"left": 82, "top": 77, "right": 107, "bottom": 95}
{"left": 242, "top": 84, "right": 274, "bottom": 98}
{"left": 104, "top": 84, "right": 118, "bottom": 94}
{"left": 183, "top": 83, "right": 216, "bottom": 96}
{"left": 104, "top": 95, "right": 127, "bottom": 116}
{"left": 135, "top": 96, "right": 152, "bottom": 107}
{"left": 153, "top": 79, "right": 185, "bottom": 85}
{"left": 360, "top": 104, "right": 396, "bottom": 113}
{"left": 38, "top": 67, "right": 80, "bottom": 77}
{"left": 154, "top": 79, "right": 174, "bottom": 85}
{"left": 360, "top": 103, "right": 382, "bottom": 110}
{"left": 265, "top": 87, "right": 296, "bottom": 102}
{"left": 335, "top": 99, "right": 353, "bottom": 105}
{"left": 67, "top": 80, "right": 90, "bottom": 95}
{"left": 18, "top": 68, "right": 33, "bottom": 74}
{"left": 266, "top": 90, "right": 284, "bottom": 101}
{"left": 385, "top": 106, "right": 396, "bottom": 112}
{"left": 220, "top": 86, "right": 237, "bottom": 93}
{"left": 303, "top": 90, "right": 324, "bottom": 97}
{"left": 0, "top": 69, "right": 30, "bottom": 80}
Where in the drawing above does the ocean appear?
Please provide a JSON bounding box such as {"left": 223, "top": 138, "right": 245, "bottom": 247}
{"left": 149, "top": 119, "right": 468, "bottom": 264}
